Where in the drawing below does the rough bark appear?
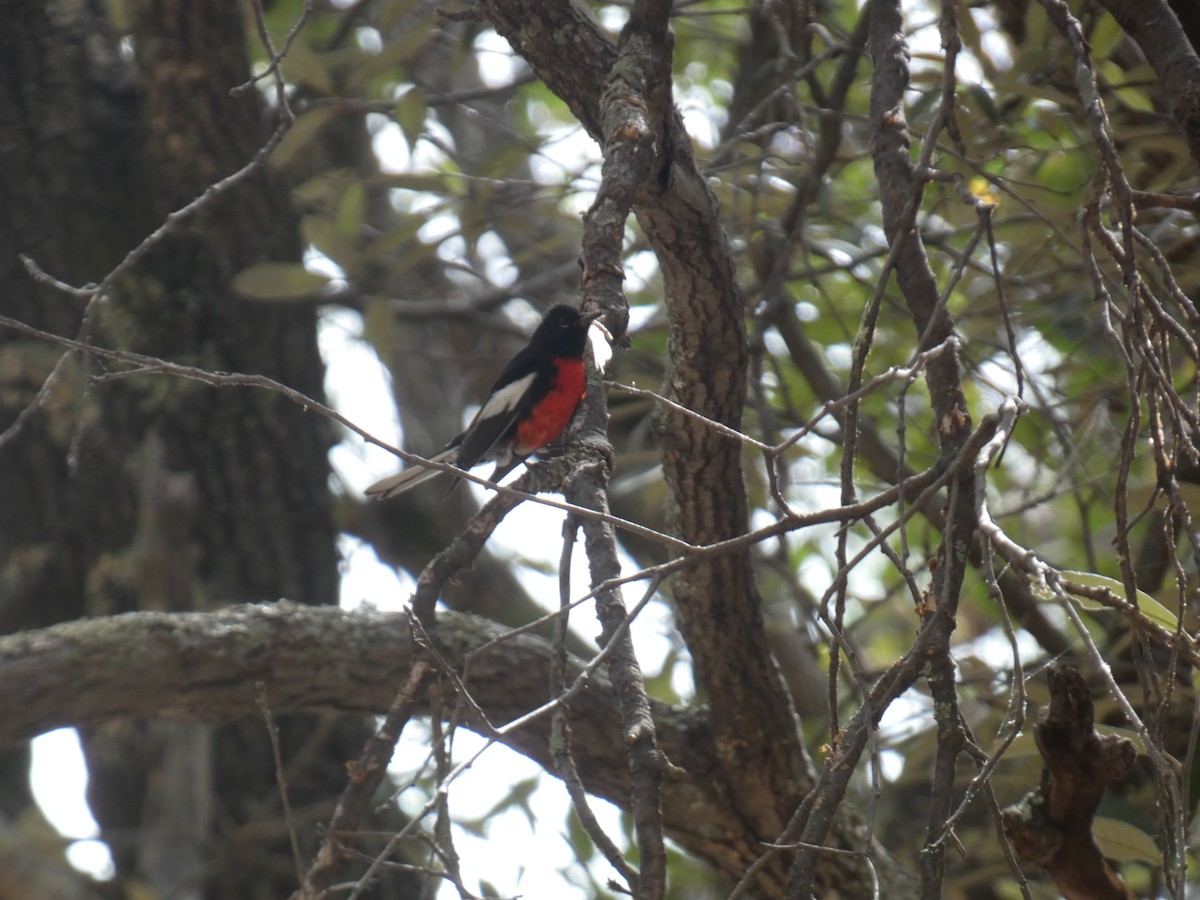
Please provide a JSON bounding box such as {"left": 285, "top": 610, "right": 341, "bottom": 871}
{"left": 0, "top": 2, "right": 140, "bottom": 857}
{"left": 1003, "top": 666, "right": 1138, "bottom": 900}
{"left": 0, "top": 3, "right": 403, "bottom": 897}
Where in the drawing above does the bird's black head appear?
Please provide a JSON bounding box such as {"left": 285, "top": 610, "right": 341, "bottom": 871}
{"left": 531, "top": 305, "right": 602, "bottom": 357}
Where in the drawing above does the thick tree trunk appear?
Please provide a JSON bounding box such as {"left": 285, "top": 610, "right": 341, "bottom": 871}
{"left": 0, "top": 3, "right": 411, "bottom": 896}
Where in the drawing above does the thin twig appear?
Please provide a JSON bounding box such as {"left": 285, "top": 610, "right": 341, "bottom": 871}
{"left": 295, "top": 660, "right": 433, "bottom": 899}
{"left": 256, "top": 682, "right": 306, "bottom": 888}
{"left": 550, "top": 516, "right": 640, "bottom": 891}
{"left": 232, "top": 0, "right": 312, "bottom": 116}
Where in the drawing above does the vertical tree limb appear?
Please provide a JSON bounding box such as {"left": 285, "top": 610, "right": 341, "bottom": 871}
{"left": 564, "top": 5, "right": 676, "bottom": 896}
{"left": 1094, "top": 0, "right": 1200, "bottom": 169}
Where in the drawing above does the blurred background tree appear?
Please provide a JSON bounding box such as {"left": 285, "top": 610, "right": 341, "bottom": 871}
{"left": 1, "top": 0, "right": 1199, "bottom": 898}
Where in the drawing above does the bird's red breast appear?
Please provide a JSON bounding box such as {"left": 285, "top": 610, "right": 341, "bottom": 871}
{"left": 513, "top": 357, "right": 587, "bottom": 455}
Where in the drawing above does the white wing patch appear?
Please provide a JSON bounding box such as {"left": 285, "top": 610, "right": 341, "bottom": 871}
{"left": 476, "top": 371, "right": 536, "bottom": 420}
{"left": 587, "top": 318, "right": 614, "bottom": 373}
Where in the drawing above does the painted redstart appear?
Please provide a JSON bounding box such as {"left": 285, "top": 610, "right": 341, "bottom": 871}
{"left": 366, "top": 305, "right": 604, "bottom": 499}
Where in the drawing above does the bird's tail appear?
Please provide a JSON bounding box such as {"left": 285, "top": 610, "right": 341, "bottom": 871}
{"left": 365, "top": 447, "right": 459, "bottom": 500}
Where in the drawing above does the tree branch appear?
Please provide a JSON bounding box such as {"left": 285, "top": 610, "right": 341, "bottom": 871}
{"left": 785, "top": 4, "right": 981, "bottom": 890}
{"left": 563, "top": 6, "right": 684, "bottom": 896}
{"left": 1095, "top": 0, "right": 1200, "bottom": 169}
{"left": 1001, "top": 666, "right": 1138, "bottom": 900}
{"left": 0, "top": 603, "right": 740, "bottom": 880}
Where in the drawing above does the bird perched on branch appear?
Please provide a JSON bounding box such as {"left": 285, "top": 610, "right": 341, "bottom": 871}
{"left": 366, "top": 304, "right": 606, "bottom": 500}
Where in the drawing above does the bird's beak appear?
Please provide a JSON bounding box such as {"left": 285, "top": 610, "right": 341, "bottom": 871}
{"left": 582, "top": 309, "right": 604, "bottom": 324}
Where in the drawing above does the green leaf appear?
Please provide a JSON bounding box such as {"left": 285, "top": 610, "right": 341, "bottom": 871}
{"left": 1089, "top": 14, "right": 1124, "bottom": 62}
{"left": 293, "top": 168, "right": 356, "bottom": 208}
{"left": 1036, "top": 151, "right": 1089, "bottom": 201}
{"left": 302, "top": 215, "right": 360, "bottom": 274}
{"left": 362, "top": 214, "right": 425, "bottom": 263}
{"left": 1108, "top": 63, "right": 1157, "bottom": 114}
{"left": 270, "top": 107, "right": 338, "bottom": 170}
{"left": 964, "top": 84, "right": 1000, "bottom": 123}
{"left": 1061, "top": 570, "right": 1179, "bottom": 631}
{"left": 566, "top": 805, "right": 597, "bottom": 864}
{"left": 360, "top": 294, "right": 394, "bottom": 354}
{"left": 232, "top": 262, "right": 329, "bottom": 301}
{"left": 279, "top": 40, "right": 336, "bottom": 94}
{"left": 1093, "top": 816, "right": 1160, "bottom": 865}
{"left": 394, "top": 88, "right": 427, "bottom": 150}
{"left": 347, "top": 17, "right": 438, "bottom": 89}
{"left": 480, "top": 776, "right": 539, "bottom": 829}
{"left": 335, "top": 182, "right": 366, "bottom": 241}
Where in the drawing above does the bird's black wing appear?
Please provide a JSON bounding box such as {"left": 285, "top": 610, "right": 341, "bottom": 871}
{"left": 455, "top": 343, "right": 550, "bottom": 470}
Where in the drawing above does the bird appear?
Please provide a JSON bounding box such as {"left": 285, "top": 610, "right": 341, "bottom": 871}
{"left": 366, "top": 304, "right": 604, "bottom": 500}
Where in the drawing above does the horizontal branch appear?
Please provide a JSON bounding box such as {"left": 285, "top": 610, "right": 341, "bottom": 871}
{"left": 0, "top": 603, "right": 414, "bottom": 743}
{"left": 0, "top": 602, "right": 763, "bottom": 880}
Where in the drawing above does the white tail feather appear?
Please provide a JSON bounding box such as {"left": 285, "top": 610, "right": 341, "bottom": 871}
{"left": 365, "top": 448, "right": 458, "bottom": 500}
